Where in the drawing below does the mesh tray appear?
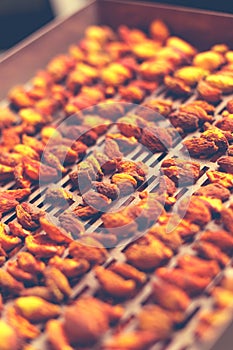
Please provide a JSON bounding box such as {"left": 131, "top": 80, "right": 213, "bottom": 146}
{"left": 1, "top": 1, "right": 233, "bottom": 349}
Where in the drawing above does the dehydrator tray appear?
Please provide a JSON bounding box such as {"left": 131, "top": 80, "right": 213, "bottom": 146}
{"left": 1, "top": 1, "right": 233, "bottom": 349}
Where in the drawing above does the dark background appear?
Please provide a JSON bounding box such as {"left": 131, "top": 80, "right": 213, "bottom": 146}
{"left": 0, "top": 0, "right": 233, "bottom": 51}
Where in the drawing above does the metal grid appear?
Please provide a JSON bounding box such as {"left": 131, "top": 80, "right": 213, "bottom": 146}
{"left": 0, "top": 83, "right": 232, "bottom": 350}
{"left": 1, "top": 15, "right": 233, "bottom": 350}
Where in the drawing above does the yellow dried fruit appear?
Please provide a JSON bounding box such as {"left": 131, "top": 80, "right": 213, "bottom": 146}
{"left": 13, "top": 144, "right": 39, "bottom": 160}
{"left": 207, "top": 170, "right": 233, "bottom": 188}
{"left": 0, "top": 320, "right": 20, "bottom": 350}
{"left": 132, "top": 40, "right": 161, "bottom": 60}
{"left": 14, "top": 296, "right": 60, "bottom": 323}
{"left": 206, "top": 74, "right": 233, "bottom": 93}
{"left": 111, "top": 173, "right": 137, "bottom": 187}
{"left": 47, "top": 319, "right": 73, "bottom": 350}
{"left": 174, "top": 66, "right": 208, "bottom": 86}
{"left": 167, "top": 36, "right": 196, "bottom": 57}
{"left": 226, "top": 51, "right": 233, "bottom": 63}
{"left": 6, "top": 306, "right": 40, "bottom": 340}
{"left": 193, "top": 51, "right": 224, "bottom": 71}
{"left": 40, "top": 217, "right": 73, "bottom": 244}
{"left": 19, "top": 108, "right": 50, "bottom": 127}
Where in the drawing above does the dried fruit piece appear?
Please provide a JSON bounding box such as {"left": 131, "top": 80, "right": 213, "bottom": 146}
{"left": 95, "top": 266, "right": 136, "bottom": 297}
{"left": 202, "top": 128, "right": 228, "bottom": 152}
{"left": 148, "top": 225, "right": 182, "bottom": 252}
{"left": 132, "top": 40, "right": 162, "bottom": 60}
{"left": 125, "top": 235, "right": 173, "bottom": 270}
{"left": 169, "top": 110, "right": 199, "bottom": 132}
{"left": 101, "top": 62, "right": 132, "bottom": 86}
{"left": 14, "top": 144, "right": 39, "bottom": 160}
{"left": 197, "top": 80, "right": 222, "bottom": 103}
{"left": 174, "top": 66, "right": 208, "bottom": 86}
{"left": 195, "top": 309, "right": 229, "bottom": 341}
{"left": 47, "top": 319, "right": 73, "bottom": 350}
{"left": 93, "top": 181, "right": 119, "bottom": 200}
{"left": 200, "top": 230, "right": 233, "bottom": 253}
{"left": 0, "top": 164, "right": 14, "bottom": 182}
{"left": 177, "top": 255, "right": 220, "bottom": 278}
{"left": 14, "top": 296, "right": 60, "bottom": 323}
{"left": 0, "top": 269, "right": 24, "bottom": 296}
{"left": 47, "top": 55, "right": 75, "bottom": 82}
{"left": 164, "top": 75, "right": 191, "bottom": 96}
{"left": 152, "top": 280, "right": 190, "bottom": 311}
{"left": 104, "top": 138, "right": 123, "bottom": 159}
{"left": 138, "top": 304, "right": 172, "bottom": 338}
{"left": 161, "top": 158, "right": 200, "bottom": 186}
{"left": 178, "top": 196, "right": 211, "bottom": 226}
{"left": 0, "top": 193, "right": 19, "bottom": 214}
{"left": 69, "top": 237, "right": 108, "bottom": 265}
{"left": 6, "top": 306, "right": 40, "bottom": 341}
{"left": 44, "top": 267, "right": 72, "bottom": 302}
{"left": 25, "top": 234, "right": 65, "bottom": 258}
{"left": 111, "top": 173, "right": 137, "bottom": 194}
{"left": 73, "top": 204, "right": 98, "bottom": 220}
{"left": 194, "top": 183, "right": 230, "bottom": 201}
{"left": 193, "top": 241, "right": 229, "bottom": 267}
{"left": 140, "top": 126, "right": 173, "bottom": 152}
{"left": 150, "top": 19, "right": 170, "bottom": 42}
{"left": 17, "top": 252, "right": 45, "bottom": 274}
{"left": 102, "top": 208, "right": 137, "bottom": 237}
{"left": 140, "top": 59, "right": 173, "bottom": 81}
{"left": 7, "top": 261, "right": 36, "bottom": 284}
{"left": 0, "top": 319, "right": 20, "bottom": 350}
{"left": 0, "top": 152, "right": 22, "bottom": 167}
{"left": 82, "top": 191, "right": 111, "bottom": 210}
{"left": 63, "top": 297, "right": 122, "bottom": 346}
{"left": 156, "top": 267, "right": 211, "bottom": 296}
{"left": 167, "top": 36, "right": 196, "bottom": 57}
{"left": 8, "top": 86, "right": 34, "bottom": 108}
{"left": 0, "top": 222, "right": 22, "bottom": 251}
{"left": 206, "top": 74, "right": 233, "bottom": 93}
{"left": 58, "top": 212, "right": 84, "bottom": 238}
{"left": 207, "top": 170, "right": 233, "bottom": 188}
{"left": 227, "top": 99, "right": 233, "bottom": 113}
{"left": 183, "top": 137, "right": 218, "bottom": 158}
{"left": 45, "top": 187, "right": 73, "bottom": 205}
{"left": 19, "top": 108, "right": 51, "bottom": 127}
{"left": 43, "top": 151, "right": 66, "bottom": 174}
{"left": 103, "top": 331, "right": 156, "bottom": 350}
{"left": 16, "top": 203, "right": 43, "bottom": 230}
{"left": 8, "top": 221, "right": 31, "bottom": 238}
{"left": 20, "top": 286, "right": 52, "bottom": 301}
{"left": 24, "top": 157, "right": 58, "bottom": 183}
{"left": 217, "top": 155, "right": 233, "bottom": 173}
{"left": 110, "top": 262, "right": 146, "bottom": 284}
{"left": 211, "top": 287, "right": 233, "bottom": 308}
{"left": 117, "top": 114, "right": 145, "bottom": 139}
{"left": 40, "top": 216, "right": 73, "bottom": 243}
{"left": 49, "top": 256, "right": 90, "bottom": 279}
{"left": 119, "top": 84, "right": 145, "bottom": 103}
{"left": 193, "top": 51, "right": 224, "bottom": 71}
{"left": 14, "top": 163, "right": 31, "bottom": 189}
{"left": 221, "top": 205, "right": 233, "bottom": 235}
{"left": 138, "top": 99, "right": 173, "bottom": 119}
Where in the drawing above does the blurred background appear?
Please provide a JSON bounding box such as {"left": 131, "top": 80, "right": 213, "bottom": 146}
{"left": 0, "top": 0, "right": 233, "bottom": 51}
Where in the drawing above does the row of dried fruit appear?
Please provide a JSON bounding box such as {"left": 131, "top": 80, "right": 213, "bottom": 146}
{"left": 0, "top": 19, "right": 233, "bottom": 350}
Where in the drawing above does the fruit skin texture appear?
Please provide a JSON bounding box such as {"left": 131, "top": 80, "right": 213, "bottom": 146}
{"left": 0, "top": 320, "right": 20, "bottom": 350}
